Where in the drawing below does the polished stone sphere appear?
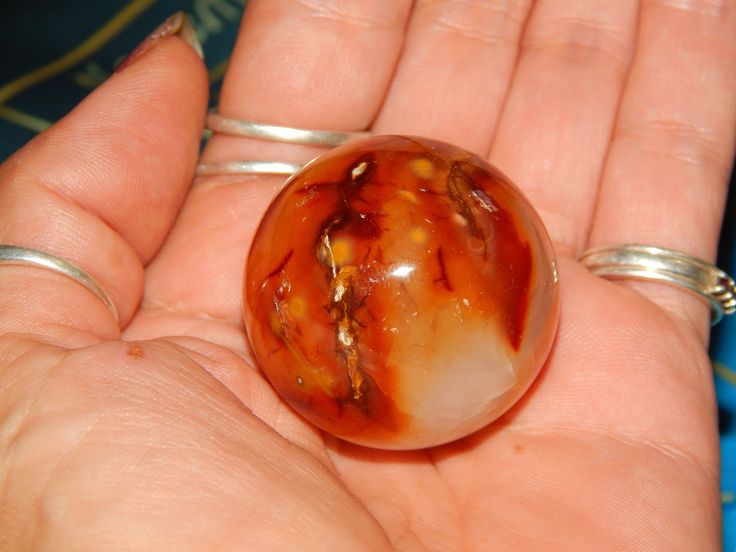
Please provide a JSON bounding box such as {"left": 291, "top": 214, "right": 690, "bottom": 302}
{"left": 244, "top": 136, "right": 559, "bottom": 449}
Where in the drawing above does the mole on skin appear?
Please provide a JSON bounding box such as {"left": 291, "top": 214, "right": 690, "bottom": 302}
{"left": 245, "top": 136, "right": 559, "bottom": 450}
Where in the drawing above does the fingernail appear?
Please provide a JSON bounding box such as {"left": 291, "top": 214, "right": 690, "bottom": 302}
{"left": 115, "top": 12, "right": 204, "bottom": 73}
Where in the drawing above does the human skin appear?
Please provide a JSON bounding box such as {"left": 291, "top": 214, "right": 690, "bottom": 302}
{"left": 0, "top": 1, "right": 734, "bottom": 550}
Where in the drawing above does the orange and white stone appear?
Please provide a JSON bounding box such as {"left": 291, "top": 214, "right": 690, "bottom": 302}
{"left": 244, "top": 136, "right": 559, "bottom": 449}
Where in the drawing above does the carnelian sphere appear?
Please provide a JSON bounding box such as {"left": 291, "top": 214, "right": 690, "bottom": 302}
{"left": 244, "top": 136, "right": 559, "bottom": 450}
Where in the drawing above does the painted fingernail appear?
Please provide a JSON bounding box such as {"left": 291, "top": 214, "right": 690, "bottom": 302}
{"left": 115, "top": 12, "right": 204, "bottom": 73}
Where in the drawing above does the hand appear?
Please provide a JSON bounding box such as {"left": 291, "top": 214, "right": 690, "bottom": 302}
{"left": 1, "top": 2, "right": 733, "bottom": 549}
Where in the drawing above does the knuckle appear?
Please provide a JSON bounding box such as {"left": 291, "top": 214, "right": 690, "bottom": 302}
{"left": 422, "top": 0, "right": 530, "bottom": 47}
{"left": 618, "top": 118, "right": 732, "bottom": 180}
{"left": 645, "top": 0, "right": 734, "bottom": 18}
{"left": 291, "top": 0, "right": 404, "bottom": 30}
{"left": 523, "top": 15, "right": 633, "bottom": 76}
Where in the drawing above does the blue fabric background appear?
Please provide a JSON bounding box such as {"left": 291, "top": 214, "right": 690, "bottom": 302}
{"left": 0, "top": 0, "right": 733, "bottom": 547}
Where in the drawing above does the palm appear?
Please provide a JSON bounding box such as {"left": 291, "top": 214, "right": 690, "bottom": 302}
{"left": 1, "top": 1, "right": 733, "bottom": 550}
{"left": 325, "top": 268, "right": 718, "bottom": 549}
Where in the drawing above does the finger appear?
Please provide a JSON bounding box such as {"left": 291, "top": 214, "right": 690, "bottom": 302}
{"left": 203, "top": 0, "right": 413, "bottom": 165}
{"left": 488, "top": 0, "right": 638, "bottom": 254}
{"left": 0, "top": 14, "right": 207, "bottom": 343}
{"left": 588, "top": 0, "right": 736, "bottom": 328}
{"left": 137, "top": 0, "right": 413, "bottom": 344}
{"left": 371, "top": 0, "right": 534, "bottom": 154}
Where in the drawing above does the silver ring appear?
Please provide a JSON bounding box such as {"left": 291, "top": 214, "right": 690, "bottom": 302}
{"left": 205, "top": 111, "right": 371, "bottom": 147}
{"left": 196, "top": 160, "right": 301, "bottom": 176}
{"left": 580, "top": 243, "right": 735, "bottom": 325}
{"left": 0, "top": 245, "right": 118, "bottom": 321}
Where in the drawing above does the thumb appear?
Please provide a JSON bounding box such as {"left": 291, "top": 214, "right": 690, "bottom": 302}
{"left": 0, "top": 13, "right": 207, "bottom": 344}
